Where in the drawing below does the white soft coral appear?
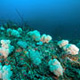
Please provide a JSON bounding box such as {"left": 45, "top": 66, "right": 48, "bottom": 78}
{"left": 57, "top": 40, "right": 79, "bottom": 55}
{"left": 57, "top": 40, "right": 69, "bottom": 48}
{"left": 0, "top": 40, "right": 14, "bottom": 58}
{"left": 63, "top": 44, "right": 79, "bottom": 55}
{"left": 27, "top": 30, "right": 41, "bottom": 41}
{"left": 40, "top": 34, "right": 52, "bottom": 43}
{"left": 0, "top": 63, "right": 12, "bottom": 80}
{"left": 48, "top": 59, "right": 63, "bottom": 77}
{"left": 0, "top": 63, "right": 3, "bottom": 79}
{"left": 28, "top": 49, "right": 42, "bottom": 66}
{"left": 27, "top": 30, "right": 52, "bottom": 43}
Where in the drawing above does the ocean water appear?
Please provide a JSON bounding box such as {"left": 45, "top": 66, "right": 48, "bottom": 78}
{"left": 0, "top": 1, "right": 80, "bottom": 80}
{"left": 0, "top": 0, "right": 80, "bottom": 40}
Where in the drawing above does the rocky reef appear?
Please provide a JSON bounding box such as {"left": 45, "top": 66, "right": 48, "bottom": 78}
{"left": 0, "top": 23, "right": 80, "bottom": 80}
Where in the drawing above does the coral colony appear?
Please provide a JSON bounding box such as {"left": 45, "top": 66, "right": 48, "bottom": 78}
{"left": 0, "top": 23, "right": 80, "bottom": 80}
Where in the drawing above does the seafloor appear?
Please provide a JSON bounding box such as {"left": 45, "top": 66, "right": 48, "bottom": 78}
{"left": 0, "top": 23, "right": 80, "bottom": 80}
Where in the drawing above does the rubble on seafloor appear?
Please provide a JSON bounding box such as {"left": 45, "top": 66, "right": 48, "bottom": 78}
{"left": 0, "top": 23, "right": 80, "bottom": 80}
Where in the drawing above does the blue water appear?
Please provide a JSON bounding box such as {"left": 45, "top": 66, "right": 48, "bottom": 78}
{"left": 0, "top": 0, "right": 80, "bottom": 39}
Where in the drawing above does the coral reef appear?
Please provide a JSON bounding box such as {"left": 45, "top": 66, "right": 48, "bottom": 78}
{"left": 0, "top": 23, "right": 80, "bottom": 80}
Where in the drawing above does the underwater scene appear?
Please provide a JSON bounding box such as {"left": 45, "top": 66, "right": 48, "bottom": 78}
{"left": 0, "top": 0, "right": 80, "bottom": 80}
